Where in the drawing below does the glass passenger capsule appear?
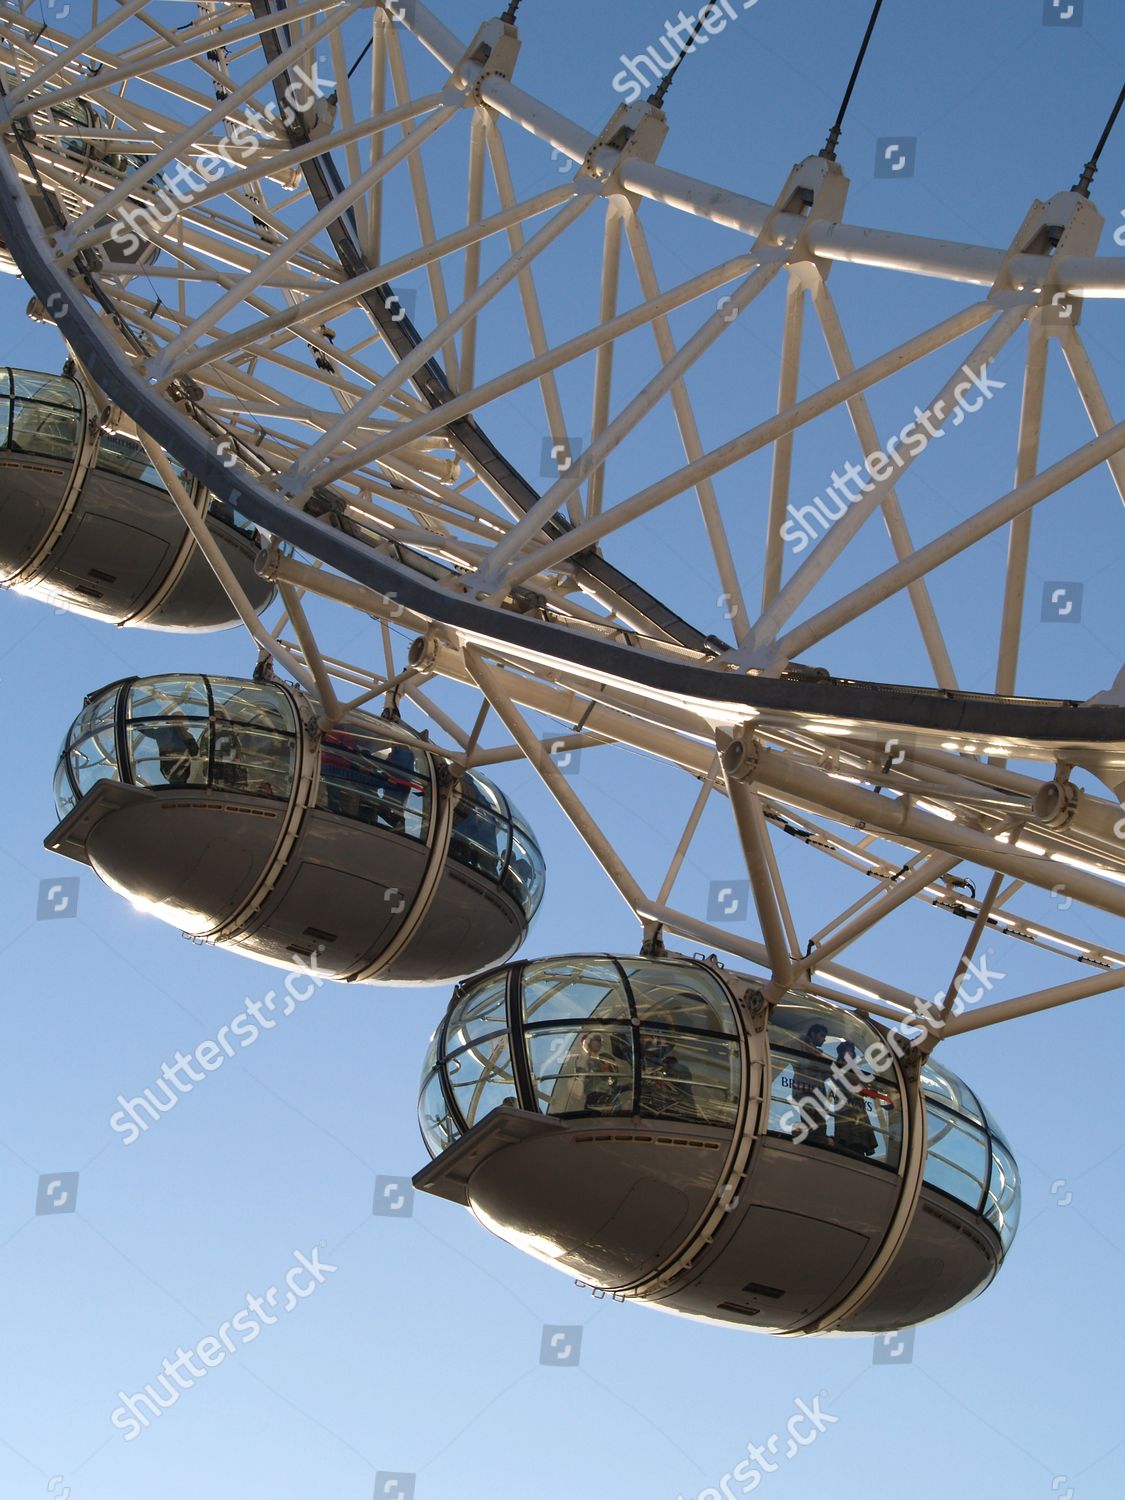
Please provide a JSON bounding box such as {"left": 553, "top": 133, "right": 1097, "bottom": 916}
{"left": 0, "top": 370, "right": 275, "bottom": 628}
{"left": 47, "top": 674, "right": 546, "bottom": 985}
{"left": 415, "top": 955, "right": 1020, "bottom": 1335}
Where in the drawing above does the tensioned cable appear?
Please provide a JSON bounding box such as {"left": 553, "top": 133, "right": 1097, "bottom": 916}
{"left": 1072, "top": 78, "right": 1125, "bottom": 196}
{"left": 647, "top": 2, "right": 725, "bottom": 110}
{"left": 820, "top": 0, "right": 885, "bottom": 161}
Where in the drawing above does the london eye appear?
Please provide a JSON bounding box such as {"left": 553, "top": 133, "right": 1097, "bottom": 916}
{"left": 1, "top": 0, "right": 1122, "bottom": 1494}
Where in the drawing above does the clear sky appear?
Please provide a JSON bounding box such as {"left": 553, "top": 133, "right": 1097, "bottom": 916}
{"left": 1, "top": 2, "right": 1124, "bottom": 1499}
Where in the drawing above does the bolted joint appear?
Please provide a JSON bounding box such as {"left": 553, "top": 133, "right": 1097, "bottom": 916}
{"left": 720, "top": 726, "right": 760, "bottom": 784}
{"left": 1032, "top": 776, "right": 1081, "bottom": 829}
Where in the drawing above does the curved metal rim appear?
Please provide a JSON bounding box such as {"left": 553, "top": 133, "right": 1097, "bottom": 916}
{"left": 0, "top": 143, "right": 1120, "bottom": 752}
{"left": 401, "top": 0, "right": 1125, "bottom": 296}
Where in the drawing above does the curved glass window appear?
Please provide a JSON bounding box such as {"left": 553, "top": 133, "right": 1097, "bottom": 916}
{"left": 621, "top": 959, "right": 738, "bottom": 1035}
{"left": 768, "top": 996, "right": 904, "bottom": 1168}
{"left": 10, "top": 371, "right": 81, "bottom": 408}
{"left": 95, "top": 431, "right": 169, "bottom": 489}
{"left": 317, "top": 721, "right": 431, "bottom": 840}
{"left": 450, "top": 774, "right": 511, "bottom": 882}
{"left": 2, "top": 371, "right": 82, "bottom": 461}
{"left": 984, "top": 1136, "right": 1020, "bottom": 1253}
{"left": 447, "top": 771, "right": 545, "bottom": 925}
{"left": 921, "top": 1057, "right": 984, "bottom": 1124}
{"left": 528, "top": 1027, "right": 636, "bottom": 1117}
{"left": 919, "top": 1058, "right": 1018, "bottom": 1249}
{"left": 420, "top": 955, "right": 744, "bottom": 1155}
{"left": 418, "top": 1069, "right": 458, "bottom": 1158}
{"left": 502, "top": 828, "right": 545, "bottom": 918}
{"left": 54, "top": 674, "right": 300, "bottom": 815}
{"left": 206, "top": 497, "right": 262, "bottom": 543}
{"left": 522, "top": 958, "right": 630, "bottom": 1025}
{"left": 446, "top": 972, "right": 509, "bottom": 1051}
{"left": 446, "top": 1033, "right": 519, "bottom": 1128}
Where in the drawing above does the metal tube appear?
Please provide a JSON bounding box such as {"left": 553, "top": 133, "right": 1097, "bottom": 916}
{"left": 773, "top": 412, "right": 1125, "bottom": 667}
{"left": 477, "top": 302, "right": 995, "bottom": 593}
{"left": 995, "top": 322, "right": 1049, "bottom": 696}
{"left": 723, "top": 772, "right": 794, "bottom": 990}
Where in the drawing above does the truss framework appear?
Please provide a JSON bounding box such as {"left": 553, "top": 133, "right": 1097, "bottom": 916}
{"left": 0, "top": 0, "right": 1122, "bottom": 1043}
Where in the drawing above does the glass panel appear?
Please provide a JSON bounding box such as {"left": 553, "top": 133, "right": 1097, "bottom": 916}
{"left": 69, "top": 726, "right": 120, "bottom": 797}
{"left": 501, "top": 829, "right": 545, "bottom": 918}
{"left": 921, "top": 1058, "right": 984, "bottom": 1124}
{"left": 217, "top": 729, "right": 294, "bottom": 801}
{"left": 638, "top": 1030, "right": 739, "bottom": 1126}
{"left": 209, "top": 679, "right": 296, "bottom": 734}
{"left": 9, "top": 401, "right": 81, "bottom": 461}
{"left": 447, "top": 1034, "right": 519, "bottom": 1128}
{"left": 0, "top": 370, "right": 10, "bottom": 397}
{"left": 522, "top": 958, "right": 629, "bottom": 1024}
{"left": 924, "top": 1102, "right": 989, "bottom": 1210}
{"left": 981, "top": 1101, "right": 1015, "bottom": 1156}
{"left": 128, "top": 718, "right": 206, "bottom": 788}
{"left": 771, "top": 994, "right": 886, "bottom": 1061}
{"left": 503, "top": 789, "right": 537, "bottom": 841}
{"left": 984, "top": 1138, "right": 1020, "bottom": 1253}
{"left": 317, "top": 723, "right": 430, "bottom": 838}
{"left": 446, "top": 974, "right": 509, "bottom": 1052}
{"left": 10, "top": 371, "right": 80, "bottom": 407}
{"left": 53, "top": 754, "right": 79, "bottom": 816}
{"left": 461, "top": 771, "right": 505, "bottom": 814}
{"left": 528, "top": 1027, "right": 633, "bottom": 1117}
{"left": 450, "top": 792, "right": 508, "bottom": 881}
{"left": 95, "top": 431, "right": 166, "bottom": 488}
{"left": 127, "top": 677, "right": 211, "bottom": 721}
{"left": 207, "top": 498, "right": 260, "bottom": 542}
{"left": 768, "top": 1003, "right": 903, "bottom": 1167}
{"left": 622, "top": 959, "right": 737, "bottom": 1035}
{"left": 70, "top": 686, "right": 119, "bottom": 744}
{"left": 418, "top": 1072, "right": 459, "bottom": 1157}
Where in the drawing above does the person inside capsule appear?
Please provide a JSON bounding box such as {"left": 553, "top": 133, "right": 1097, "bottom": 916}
{"left": 577, "top": 1032, "right": 631, "bottom": 1112}
{"left": 789, "top": 1022, "right": 832, "bottom": 1145}
{"left": 132, "top": 710, "right": 199, "bottom": 787}
{"left": 830, "top": 1041, "right": 879, "bottom": 1158}
{"left": 640, "top": 1034, "right": 696, "bottom": 1119}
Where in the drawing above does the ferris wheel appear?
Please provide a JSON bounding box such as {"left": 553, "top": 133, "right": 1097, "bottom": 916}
{"left": 1, "top": 0, "right": 1123, "bottom": 1336}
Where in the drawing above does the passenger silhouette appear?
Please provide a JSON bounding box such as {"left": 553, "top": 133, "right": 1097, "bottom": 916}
{"left": 790, "top": 1022, "right": 832, "bottom": 1145}
{"left": 579, "top": 1032, "right": 629, "bottom": 1111}
{"left": 135, "top": 711, "right": 198, "bottom": 786}
{"left": 642, "top": 1035, "right": 695, "bottom": 1120}
{"left": 378, "top": 742, "right": 416, "bottom": 833}
{"left": 831, "top": 1041, "right": 878, "bottom": 1158}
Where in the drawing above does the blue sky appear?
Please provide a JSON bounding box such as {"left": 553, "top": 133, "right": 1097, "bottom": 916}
{"left": 1, "top": 2, "right": 1124, "bottom": 1498}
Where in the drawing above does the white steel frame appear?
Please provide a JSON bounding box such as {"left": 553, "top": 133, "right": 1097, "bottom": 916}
{"left": 0, "top": 0, "right": 1122, "bottom": 1048}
